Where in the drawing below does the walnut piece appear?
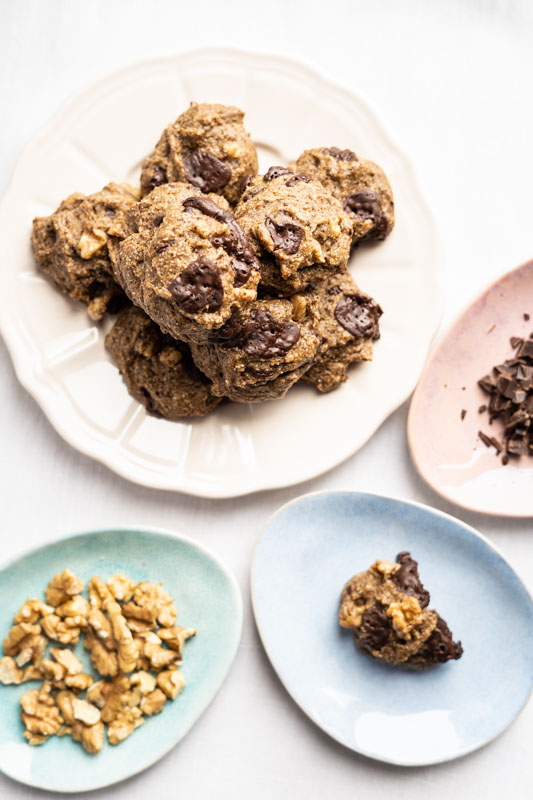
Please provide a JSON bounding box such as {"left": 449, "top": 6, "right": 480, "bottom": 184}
{"left": 140, "top": 689, "right": 166, "bottom": 716}
{"left": 158, "top": 626, "right": 196, "bottom": 656}
{"left": 20, "top": 684, "right": 63, "bottom": 740}
{"left": 50, "top": 647, "right": 83, "bottom": 676}
{"left": 0, "top": 656, "right": 23, "bottom": 684}
{"left": 72, "top": 720, "right": 105, "bottom": 754}
{"left": 107, "top": 707, "right": 143, "bottom": 745}
{"left": 14, "top": 599, "right": 54, "bottom": 624}
{"left": 3, "top": 622, "right": 41, "bottom": 656}
{"left": 45, "top": 569, "right": 85, "bottom": 607}
{"left": 41, "top": 614, "right": 82, "bottom": 645}
{"left": 14, "top": 633, "right": 46, "bottom": 667}
{"left": 157, "top": 668, "right": 185, "bottom": 701}
{"left": 387, "top": 596, "right": 423, "bottom": 639}
{"left": 72, "top": 697, "right": 101, "bottom": 726}
{"left": 107, "top": 574, "right": 135, "bottom": 602}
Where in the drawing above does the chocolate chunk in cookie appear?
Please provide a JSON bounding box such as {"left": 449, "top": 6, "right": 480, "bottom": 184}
{"left": 182, "top": 151, "right": 232, "bottom": 193}
{"left": 334, "top": 292, "right": 382, "bottom": 340}
{"left": 168, "top": 259, "right": 224, "bottom": 313}
{"left": 265, "top": 217, "right": 304, "bottom": 255}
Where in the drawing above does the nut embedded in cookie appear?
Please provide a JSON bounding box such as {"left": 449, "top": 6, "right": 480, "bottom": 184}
{"left": 31, "top": 182, "right": 139, "bottom": 321}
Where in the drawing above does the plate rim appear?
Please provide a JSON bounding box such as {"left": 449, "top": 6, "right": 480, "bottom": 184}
{"left": 0, "top": 46, "right": 443, "bottom": 498}
{"left": 0, "top": 524, "right": 243, "bottom": 793}
{"left": 407, "top": 258, "right": 533, "bottom": 518}
{"left": 250, "top": 488, "right": 533, "bottom": 766}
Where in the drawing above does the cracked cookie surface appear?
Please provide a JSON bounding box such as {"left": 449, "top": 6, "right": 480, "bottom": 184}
{"left": 32, "top": 182, "right": 139, "bottom": 320}
{"left": 140, "top": 103, "right": 258, "bottom": 206}
{"left": 105, "top": 305, "right": 221, "bottom": 419}
{"left": 113, "top": 183, "right": 260, "bottom": 344}
{"left": 294, "top": 147, "right": 394, "bottom": 244}
{"left": 234, "top": 168, "right": 353, "bottom": 295}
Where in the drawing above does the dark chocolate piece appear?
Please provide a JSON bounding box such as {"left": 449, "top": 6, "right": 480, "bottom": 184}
{"left": 360, "top": 603, "right": 390, "bottom": 650}
{"left": 168, "top": 258, "right": 223, "bottom": 313}
{"left": 183, "top": 195, "right": 260, "bottom": 286}
{"left": 461, "top": 409, "right": 467, "bottom": 420}
{"left": 224, "top": 308, "right": 300, "bottom": 359}
{"left": 417, "top": 617, "right": 463, "bottom": 665}
{"left": 285, "top": 173, "right": 312, "bottom": 187}
{"left": 392, "top": 552, "right": 430, "bottom": 609}
{"left": 265, "top": 217, "right": 303, "bottom": 255}
{"left": 147, "top": 165, "right": 167, "bottom": 191}
{"left": 263, "top": 166, "right": 292, "bottom": 182}
{"left": 322, "top": 147, "right": 357, "bottom": 162}
{"left": 343, "top": 190, "right": 388, "bottom": 240}
{"left": 182, "top": 151, "right": 232, "bottom": 193}
{"left": 334, "top": 293, "right": 382, "bottom": 340}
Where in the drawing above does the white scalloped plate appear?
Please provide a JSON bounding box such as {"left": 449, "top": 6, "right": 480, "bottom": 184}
{"left": 0, "top": 48, "right": 441, "bottom": 497}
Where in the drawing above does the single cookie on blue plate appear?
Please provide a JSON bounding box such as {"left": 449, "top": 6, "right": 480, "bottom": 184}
{"left": 339, "top": 552, "right": 463, "bottom": 669}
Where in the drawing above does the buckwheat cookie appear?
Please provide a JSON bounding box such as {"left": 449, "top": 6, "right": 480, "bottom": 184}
{"left": 105, "top": 305, "right": 221, "bottom": 419}
{"left": 189, "top": 298, "right": 321, "bottom": 403}
{"left": 296, "top": 273, "right": 382, "bottom": 393}
{"left": 32, "top": 182, "right": 139, "bottom": 321}
{"left": 140, "top": 103, "right": 258, "bottom": 206}
{"left": 339, "top": 552, "right": 463, "bottom": 669}
{"left": 294, "top": 147, "right": 394, "bottom": 244}
{"left": 234, "top": 167, "right": 353, "bottom": 295}
{"left": 113, "top": 183, "right": 260, "bottom": 344}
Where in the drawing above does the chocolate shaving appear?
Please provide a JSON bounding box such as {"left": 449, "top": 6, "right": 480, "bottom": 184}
{"left": 477, "top": 325, "right": 533, "bottom": 461}
{"left": 460, "top": 409, "right": 467, "bottom": 421}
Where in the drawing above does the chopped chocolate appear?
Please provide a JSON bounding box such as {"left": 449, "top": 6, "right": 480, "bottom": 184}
{"left": 182, "top": 151, "right": 232, "bottom": 193}
{"left": 477, "top": 325, "right": 533, "bottom": 461}
{"left": 334, "top": 293, "right": 382, "bottom": 340}
{"left": 524, "top": 313, "right": 530, "bottom": 321}
{"left": 478, "top": 404, "right": 487, "bottom": 413}
{"left": 263, "top": 166, "right": 292, "bottom": 182}
{"left": 460, "top": 409, "right": 467, "bottom": 420}
{"left": 322, "top": 147, "right": 357, "bottom": 162}
{"left": 360, "top": 603, "right": 390, "bottom": 650}
{"left": 264, "top": 217, "right": 303, "bottom": 254}
{"left": 168, "top": 258, "right": 223, "bottom": 313}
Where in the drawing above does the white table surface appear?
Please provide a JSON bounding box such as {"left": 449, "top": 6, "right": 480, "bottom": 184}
{"left": 1, "top": 1, "right": 532, "bottom": 797}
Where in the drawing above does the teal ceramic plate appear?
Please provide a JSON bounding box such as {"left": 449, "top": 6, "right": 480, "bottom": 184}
{"left": 0, "top": 527, "right": 242, "bottom": 792}
{"left": 251, "top": 491, "right": 533, "bottom": 765}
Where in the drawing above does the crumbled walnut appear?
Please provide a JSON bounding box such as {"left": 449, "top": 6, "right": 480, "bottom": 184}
{"left": 85, "top": 630, "right": 119, "bottom": 677}
{"left": 3, "top": 622, "right": 41, "bottom": 656}
{"left": 144, "top": 641, "right": 180, "bottom": 672}
{"left": 107, "top": 574, "right": 135, "bottom": 602}
{"left": 88, "top": 608, "right": 115, "bottom": 649}
{"left": 159, "top": 347, "right": 182, "bottom": 367}
{"left": 45, "top": 569, "right": 85, "bottom": 607}
{"left": 373, "top": 560, "right": 399, "bottom": 578}
{"left": 24, "top": 731, "right": 49, "bottom": 745}
{"left": 20, "top": 684, "right": 63, "bottom": 739}
{"left": 72, "top": 697, "right": 101, "bottom": 726}
{"left": 55, "top": 595, "right": 90, "bottom": 620}
{"left": 50, "top": 647, "right": 83, "bottom": 676}
{"left": 14, "top": 599, "right": 54, "bottom": 624}
{"left": 290, "top": 294, "right": 307, "bottom": 322}
{"left": 130, "top": 670, "right": 156, "bottom": 695}
{"left": 22, "top": 664, "right": 43, "bottom": 682}
{"left": 72, "top": 720, "right": 105, "bottom": 754}
{"left": 110, "top": 612, "right": 139, "bottom": 674}
{"left": 0, "top": 656, "right": 23, "bottom": 684}
{"left": 14, "top": 633, "right": 46, "bottom": 666}
{"left": 107, "top": 707, "right": 143, "bottom": 745}
{"left": 157, "top": 669, "right": 185, "bottom": 701}
{"left": 40, "top": 658, "right": 66, "bottom": 684}
{"left": 55, "top": 690, "right": 77, "bottom": 724}
{"left": 123, "top": 582, "right": 176, "bottom": 628}
{"left": 97, "top": 675, "right": 131, "bottom": 723}
{"left": 41, "top": 614, "right": 82, "bottom": 645}
{"left": 158, "top": 626, "right": 196, "bottom": 656}
{"left": 66, "top": 673, "right": 94, "bottom": 692}
{"left": 387, "top": 596, "right": 422, "bottom": 639}
{"left": 140, "top": 689, "right": 167, "bottom": 716}
{"left": 57, "top": 724, "right": 72, "bottom": 737}
{"left": 125, "top": 617, "right": 157, "bottom": 634}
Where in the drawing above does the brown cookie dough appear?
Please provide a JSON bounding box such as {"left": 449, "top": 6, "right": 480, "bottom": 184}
{"left": 294, "top": 148, "right": 394, "bottom": 244}
{"left": 234, "top": 167, "right": 353, "bottom": 295}
{"left": 296, "top": 273, "right": 382, "bottom": 393}
{"left": 113, "top": 183, "right": 260, "bottom": 344}
{"left": 339, "top": 552, "right": 463, "bottom": 669}
{"left": 140, "top": 103, "right": 258, "bottom": 206}
{"left": 189, "top": 298, "right": 321, "bottom": 403}
{"left": 105, "top": 305, "right": 221, "bottom": 419}
{"left": 31, "top": 182, "right": 139, "bottom": 321}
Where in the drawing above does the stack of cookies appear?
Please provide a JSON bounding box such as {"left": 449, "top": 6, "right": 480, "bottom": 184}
{"left": 31, "top": 103, "right": 394, "bottom": 419}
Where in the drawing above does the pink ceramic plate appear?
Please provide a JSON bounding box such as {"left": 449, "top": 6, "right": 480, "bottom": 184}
{"left": 408, "top": 260, "right": 533, "bottom": 517}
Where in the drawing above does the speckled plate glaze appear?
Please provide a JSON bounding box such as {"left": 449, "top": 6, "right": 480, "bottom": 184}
{"left": 0, "top": 527, "right": 242, "bottom": 792}
{"left": 408, "top": 260, "right": 533, "bottom": 516}
{"left": 251, "top": 491, "right": 533, "bottom": 766}
{"left": 0, "top": 48, "right": 441, "bottom": 496}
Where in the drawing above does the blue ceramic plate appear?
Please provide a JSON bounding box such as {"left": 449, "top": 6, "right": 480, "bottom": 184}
{"left": 251, "top": 492, "right": 533, "bottom": 766}
{"left": 0, "top": 527, "right": 242, "bottom": 792}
